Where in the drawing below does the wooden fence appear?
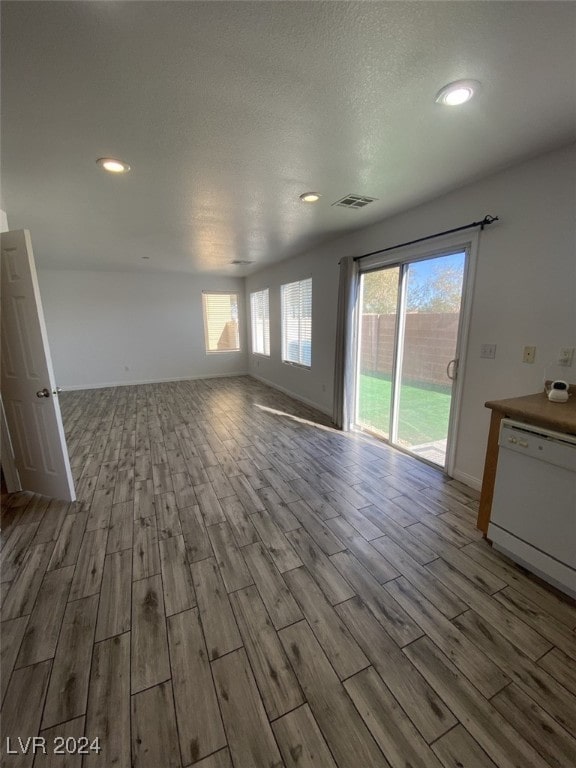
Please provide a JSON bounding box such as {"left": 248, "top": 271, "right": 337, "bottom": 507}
{"left": 359, "top": 312, "right": 459, "bottom": 388}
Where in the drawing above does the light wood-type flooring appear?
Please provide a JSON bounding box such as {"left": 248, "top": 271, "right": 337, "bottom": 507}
{"left": 2, "top": 376, "right": 576, "bottom": 768}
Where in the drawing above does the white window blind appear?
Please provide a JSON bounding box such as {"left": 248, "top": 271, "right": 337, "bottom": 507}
{"left": 202, "top": 292, "right": 240, "bottom": 352}
{"left": 281, "top": 278, "right": 312, "bottom": 367}
{"left": 250, "top": 288, "right": 270, "bottom": 356}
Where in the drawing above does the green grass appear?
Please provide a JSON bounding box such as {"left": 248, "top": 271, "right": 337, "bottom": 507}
{"left": 357, "top": 373, "right": 452, "bottom": 445}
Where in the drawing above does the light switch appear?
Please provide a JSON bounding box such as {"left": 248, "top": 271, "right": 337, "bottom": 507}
{"left": 558, "top": 347, "right": 574, "bottom": 367}
{"left": 480, "top": 344, "right": 497, "bottom": 359}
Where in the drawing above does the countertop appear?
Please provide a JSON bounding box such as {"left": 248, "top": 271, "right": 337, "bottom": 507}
{"left": 485, "top": 391, "right": 576, "bottom": 435}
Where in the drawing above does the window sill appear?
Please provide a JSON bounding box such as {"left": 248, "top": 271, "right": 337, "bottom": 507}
{"left": 282, "top": 360, "right": 311, "bottom": 370}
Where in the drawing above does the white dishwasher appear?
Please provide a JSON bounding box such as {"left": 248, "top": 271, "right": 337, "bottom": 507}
{"left": 488, "top": 418, "right": 576, "bottom": 599}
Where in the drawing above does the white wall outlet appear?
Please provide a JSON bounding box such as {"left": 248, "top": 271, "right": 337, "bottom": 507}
{"left": 480, "top": 344, "right": 497, "bottom": 359}
{"left": 522, "top": 346, "right": 536, "bottom": 364}
{"left": 558, "top": 347, "right": 574, "bottom": 367}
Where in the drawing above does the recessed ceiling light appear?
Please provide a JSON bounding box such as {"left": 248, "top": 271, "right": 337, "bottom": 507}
{"left": 435, "top": 80, "right": 480, "bottom": 106}
{"left": 96, "top": 157, "right": 131, "bottom": 173}
{"left": 299, "top": 192, "right": 321, "bottom": 203}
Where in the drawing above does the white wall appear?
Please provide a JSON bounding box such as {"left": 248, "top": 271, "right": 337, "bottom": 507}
{"left": 1, "top": 208, "right": 22, "bottom": 491}
{"left": 245, "top": 143, "right": 576, "bottom": 487}
{"left": 247, "top": 263, "right": 339, "bottom": 414}
{"left": 38, "top": 270, "right": 248, "bottom": 389}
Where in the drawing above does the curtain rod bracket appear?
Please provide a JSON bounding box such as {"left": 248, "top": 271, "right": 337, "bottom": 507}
{"left": 480, "top": 215, "right": 499, "bottom": 230}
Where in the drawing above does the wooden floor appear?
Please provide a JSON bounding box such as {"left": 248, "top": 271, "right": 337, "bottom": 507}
{"left": 2, "top": 376, "right": 576, "bottom": 768}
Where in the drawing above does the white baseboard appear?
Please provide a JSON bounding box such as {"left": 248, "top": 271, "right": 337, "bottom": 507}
{"left": 451, "top": 468, "right": 481, "bottom": 491}
{"left": 249, "top": 373, "right": 333, "bottom": 418}
{"left": 60, "top": 372, "right": 250, "bottom": 391}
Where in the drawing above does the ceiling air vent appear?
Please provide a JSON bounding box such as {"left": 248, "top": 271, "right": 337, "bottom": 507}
{"left": 231, "top": 260, "right": 254, "bottom": 265}
{"left": 332, "top": 194, "right": 377, "bottom": 210}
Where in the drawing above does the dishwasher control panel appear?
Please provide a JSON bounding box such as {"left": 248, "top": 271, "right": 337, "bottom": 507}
{"left": 499, "top": 419, "right": 576, "bottom": 472}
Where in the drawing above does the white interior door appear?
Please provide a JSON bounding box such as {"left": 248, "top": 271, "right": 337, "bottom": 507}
{"left": 1, "top": 229, "right": 75, "bottom": 501}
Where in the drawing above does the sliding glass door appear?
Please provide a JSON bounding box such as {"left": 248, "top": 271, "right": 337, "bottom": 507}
{"left": 355, "top": 250, "right": 467, "bottom": 468}
{"left": 356, "top": 266, "right": 400, "bottom": 440}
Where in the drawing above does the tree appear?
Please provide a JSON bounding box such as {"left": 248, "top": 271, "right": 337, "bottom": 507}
{"left": 407, "top": 264, "right": 463, "bottom": 312}
{"left": 361, "top": 269, "right": 399, "bottom": 313}
{"left": 361, "top": 262, "right": 464, "bottom": 314}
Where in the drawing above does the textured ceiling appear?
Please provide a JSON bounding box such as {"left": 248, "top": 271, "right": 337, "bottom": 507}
{"left": 2, "top": 1, "right": 575, "bottom": 276}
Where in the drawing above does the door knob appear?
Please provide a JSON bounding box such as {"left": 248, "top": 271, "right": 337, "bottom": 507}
{"left": 36, "top": 388, "right": 50, "bottom": 398}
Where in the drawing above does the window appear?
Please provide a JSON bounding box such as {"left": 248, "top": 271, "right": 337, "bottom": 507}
{"left": 281, "top": 278, "right": 312, "bottom": 367}
{"left": 202, "top": 292, "right": 240, "bottom": 352}
{"left": 250, "top": 288, "right": 270, "bottom": 356}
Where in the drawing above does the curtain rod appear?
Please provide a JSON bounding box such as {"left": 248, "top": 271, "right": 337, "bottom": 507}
{"left": 353, "top": 214, "right": 499, "bottom": 262}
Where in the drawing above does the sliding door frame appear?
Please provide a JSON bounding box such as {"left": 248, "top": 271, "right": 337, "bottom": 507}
{"left": 354, "top": 230, "right": 479, "bottom": 476}
{"left": 389, "top": 265, "right": 406, "bottom": 446}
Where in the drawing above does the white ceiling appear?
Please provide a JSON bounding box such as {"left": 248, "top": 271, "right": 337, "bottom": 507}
{"left": 2, "top": 1, "right": 575, "bottom": 276}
